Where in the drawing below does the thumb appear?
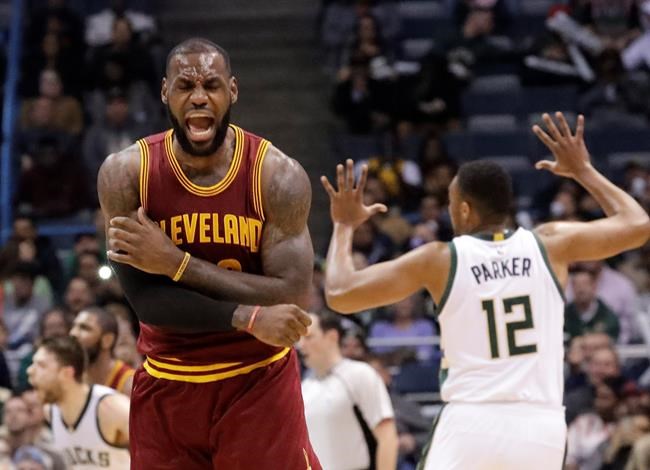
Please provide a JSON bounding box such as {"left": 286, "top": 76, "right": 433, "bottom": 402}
{"left": 369, "top": 203, "right": 388, "bottom": 215}
{"left": 535, "top": 160, "right": 554, "bottom": 171}
{"left": 137, "top": 207, "right": 153, "bottom": 225}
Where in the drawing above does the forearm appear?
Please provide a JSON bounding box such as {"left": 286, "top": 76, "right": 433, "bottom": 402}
{"left": 325, "top": 224, "right": 430, "bottom": 313}
{"left": 574, "top": 165, "right": 646, "bottom": 220}
{"left": 179, "top": 257, "right": 309, "bottom": 307}
{"left": 111, "top": 261, "right": 250, "bottom": 332}
{"left": 375, "top": 421, "right": 399, "bottom": 470}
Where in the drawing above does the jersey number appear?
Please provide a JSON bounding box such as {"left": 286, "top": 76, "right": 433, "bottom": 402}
{"left": 482, "top": 296, "right": 537, "bottom": 359}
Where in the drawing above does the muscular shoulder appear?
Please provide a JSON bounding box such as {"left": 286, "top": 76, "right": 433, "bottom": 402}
{"left": 97, "top": 143, "right": 142, "bottom": 219}
{"left": 260, "top": 145, "right": 311, "bottom": 232}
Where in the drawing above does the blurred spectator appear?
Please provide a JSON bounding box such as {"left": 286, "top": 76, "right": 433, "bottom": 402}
{"left": 20, "top": 32, "right": 83, "bottom": 98}
{"left": 69, "top": 307, "right": 134, "bottom": 396}
{"left": 85, "top": 0, "right": 157, "bottom": 48}
{"left": 621, "top": 1, "right": 650, "bottom": 71}
{"left": 3, "top": 263, "right": 52, "bottom": 385}
{"left": 549, "top": 188, "right": 580, "bottom": 220}
{"left": 601, "top": 411, "right": 650, "bottom": 469}
{"left": 565, "top": 345, "right": 622, "bottom": 424}
{"left": 13, "top": 445, "right": 53, "bottom": 470}
{"left": 565, "top": 269, "right": 620, "bottom": 342}
{"left": 341, "top": 329, "right": 370, "bottom": 361}
{"left": 82, "top": 87, "right": 150, "bottom": 185}
{"left": 332, "top": 56, "right": 392, "bottom": 134}
{"left": 0, "top": 323, "right": 13, "bottom": 392}
{"left": 61, "top": 234, "right": 102, "bottom": 285}
{"left": 24, "top": 0, "right": 84, "bottom": 55}
{"left": 1, "top": 396, "right": 65, "bottom": 470}
{"left": 15, "top": 308, "right": 70, "bottom": 394}
{"left": 352, "top": 220, "right": 394, "bottom": 264}
{"left": 446, "top": 0, "right": 515, "bottom": 79}
{"left": 421, "top": 159, "right": 457, "bottom": 207}
{"left": 577, "top": 49, "right": 650, "bottom": 122}
{"left": 566, "top": 376, "right": 627, "bottom": 470}
{"left": 339, "top": 14, "right": 395, "bottom": 80}
{"left": 321, "top": 0, "right": 399, "bottom": 73}
{"left": 14, "top": 96, "right": 75, "bottom": 185}
{"left": 104, "top": 302, "right": 140, "bottom": 369}
{"left": 409, "top": 51, "right": 462, "bottom": 128}
{"left": 20, "top": 389, "right": 51, "bottom": 447}
{"left": 566, "top": 260, "right": 640, "bottom": 345}
{"left": 20, "top": 69, "right": 83, "bottom": 135}
{"left": 522, "top": 30, "right": 592, "bottom": 86}
{"left": 14, "top": 136, "right": 91, "bottom": 220}
{"left": 453, "top": 0, "right": 511, "bottom": 34}
{"left": 405, "top": 195, "right": 453, "bottom": 246}
{"left": 565, "top": 332, "right": 614, "bottom": 393}
{"left": 570, "top": 0, "right": 641, "bottom": 52}
{"left": 369, "top": 294, "right": 435, "bottom": 363}
{"left": 62, "top": 278, "right": 95, "bottom": 321}
{"left": 0, "top": 215, "right": 60, "bottom": 298}
{"left": 87, "top": 17, "right": 156, "bottom": 93}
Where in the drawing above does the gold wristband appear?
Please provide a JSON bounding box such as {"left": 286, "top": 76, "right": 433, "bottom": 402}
{"left": 172, "top": 252, "right": 191, "bottom": 282}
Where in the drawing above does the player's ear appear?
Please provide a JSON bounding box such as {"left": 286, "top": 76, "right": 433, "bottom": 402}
{"left": 161, "top": 78, "right": 168, "bottom": 105}
{"left": 229, "top": 76, "right": 238, "bottom": 105}
{"left": 101, "top": 333, "right": 116, "bottom": 351}
{"left": 460, "top": 200, "right": 471, "bottom": 221}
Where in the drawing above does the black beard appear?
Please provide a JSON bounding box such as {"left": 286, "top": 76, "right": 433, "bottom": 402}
{"left": 86, "top": 342, "right": 101, "bottom": 364}
{"left": 166, "top": 104, "right": 231, "bottom": 157}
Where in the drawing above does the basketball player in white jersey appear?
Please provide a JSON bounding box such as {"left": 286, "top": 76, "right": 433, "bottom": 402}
{"left": 321, "top": 112, "right": 650, "bottom": 470}
{"left": 27, "top": 336, "right": 130, "bottom": 469}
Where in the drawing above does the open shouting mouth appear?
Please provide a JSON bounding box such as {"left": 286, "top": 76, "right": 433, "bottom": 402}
{"left": 185, "top": 113, "right": 216, "bottom": 142}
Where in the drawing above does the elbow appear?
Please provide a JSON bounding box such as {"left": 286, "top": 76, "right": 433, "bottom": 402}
{"left": 324, "top": 288, "right": 356, "bottom": 314}
{"left": 631, "top": 216, "right": 650, "bottom": 247}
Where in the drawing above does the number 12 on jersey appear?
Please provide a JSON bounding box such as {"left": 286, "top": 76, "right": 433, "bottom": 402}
{"left": 482, "top": 296, "right": 537, "bottom": 359}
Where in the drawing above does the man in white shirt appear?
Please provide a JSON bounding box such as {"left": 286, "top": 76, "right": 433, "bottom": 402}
{"left": 300, "top": 310, "right": 398, "bottom": 470}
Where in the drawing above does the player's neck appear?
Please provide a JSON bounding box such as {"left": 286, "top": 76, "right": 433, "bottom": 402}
{"left": 468, "top": 222, "right": 510, "bottom": 236}
{"left": 58, "top": 382, "right": 90, "bottom": 427}
{"left": 314, "top": 350, "right": 343, "bottom": 379}
{"left": 87, "top": 354, "right": 113, "bottom": 385}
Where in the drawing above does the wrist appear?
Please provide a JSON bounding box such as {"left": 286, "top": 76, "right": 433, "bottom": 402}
{"left": 232, "top": 305, "right": 259, "bottom": 330}
{"left": 170, "top": 251, "right": 191, "bottom": 281}
{"left": 572, "top": 164, "right": 597, "bottom": 182}
{"left": 166, "top": 249, "right": 186, "bottom": 279}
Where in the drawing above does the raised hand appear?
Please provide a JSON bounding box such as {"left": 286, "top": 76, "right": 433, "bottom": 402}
{"left": 320, "top": 159, "right": 388, "bottom": 229}
{"left": 532, "top": 112, "right": 592, "bottom": 179}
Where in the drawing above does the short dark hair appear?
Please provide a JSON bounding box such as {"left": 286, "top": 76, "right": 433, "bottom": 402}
{"left": 11, "top": 261, "right": 38, "bottom": 281}
{"left": 38, "top": 336, "right": 87, "bottom": 382}
{"left": 82, "top": 306, "right": 119, "bottom": 351}
{"left": 456, "top": 160, "right": 513, "bottom": 220}
{"left": 166, "top": 38, "right": 231, "bottom": 76}
{"left": 314, "top": 310, "right": 344, "bottom": 340}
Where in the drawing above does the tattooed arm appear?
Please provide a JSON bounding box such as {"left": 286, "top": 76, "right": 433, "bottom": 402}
{"left": 107, "top": 146, "right": 314, "bottom": 308}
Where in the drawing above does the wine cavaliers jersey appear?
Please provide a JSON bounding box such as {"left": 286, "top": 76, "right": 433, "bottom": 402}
{"left": 135, "top": 125, "right": 288, "bottom": 383}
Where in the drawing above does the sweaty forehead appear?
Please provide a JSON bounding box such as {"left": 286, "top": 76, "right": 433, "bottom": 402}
{"left": 168, "top": 52, "right": 228, "bottom": 78}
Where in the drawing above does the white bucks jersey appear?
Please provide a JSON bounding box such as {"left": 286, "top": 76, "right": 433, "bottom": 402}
{"left": 438, "top": 228, "right": 565, "bottom": 408}
{"left": 51, "top": 385, "right": 130, "bottom": 469}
